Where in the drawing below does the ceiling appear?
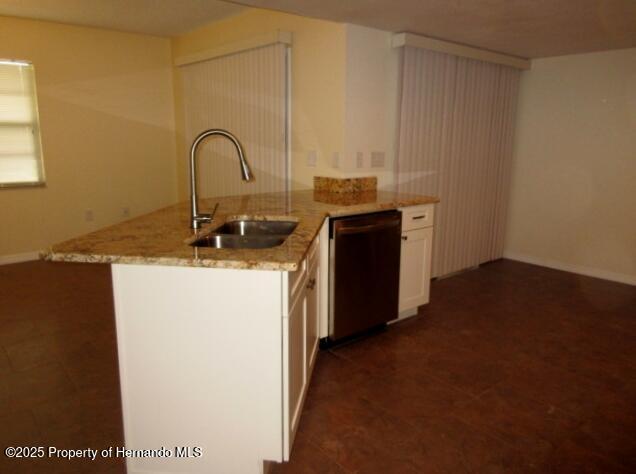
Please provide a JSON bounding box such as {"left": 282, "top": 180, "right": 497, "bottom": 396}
{"left": 1, "top": 0, "right": 634, "bottom": 56}
{"left": 230, "top": 0, "right": 636, "bottom": 58}
{"left": 0, "top": 0, "right": 245, "bottom": 36}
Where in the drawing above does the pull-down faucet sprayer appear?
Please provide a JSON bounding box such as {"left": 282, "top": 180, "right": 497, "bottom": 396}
{"left": 189, "top": 129, "right": 253, "bottom": 230}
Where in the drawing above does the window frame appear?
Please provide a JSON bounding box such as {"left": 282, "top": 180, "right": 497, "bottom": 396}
{"left": 0, "top": 58, "right": 46, "bottom": 189}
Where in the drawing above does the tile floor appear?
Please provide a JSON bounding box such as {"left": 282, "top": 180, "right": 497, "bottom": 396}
{"left": 1, "top": 259, "right": 635, "bottom": 473}
{"left": 1, "top": 261, "right": 124, "bottom": 473}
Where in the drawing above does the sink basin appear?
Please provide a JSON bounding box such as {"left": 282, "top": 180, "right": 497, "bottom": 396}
{"left": 192, "top": 234, "right": 286, "bottom": 249}
{"left": 190, "top": 219, "right": 298, "bottom": 249}
{"left": 213, "top": 220, "right": 298, "bottom": 236}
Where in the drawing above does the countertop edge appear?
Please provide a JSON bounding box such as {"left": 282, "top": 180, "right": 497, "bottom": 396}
{"left": 45, "top": 192, "right": 439, "bottom": 271}
{"left": 44, "top": 250, "right": 299, "bottom": 272}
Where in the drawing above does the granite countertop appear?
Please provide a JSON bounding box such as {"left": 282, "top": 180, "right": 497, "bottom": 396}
{"left": 45, "top": 190, "right": 439, "bottom": 271}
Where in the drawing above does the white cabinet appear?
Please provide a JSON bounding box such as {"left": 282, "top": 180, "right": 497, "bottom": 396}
{"left": 399, "top": 227, "right": 433, "bottom": 312}
{"left": 398, "top": 204, "right": 435, "bottom": 316}
{"left": 112, "top": 244, "right": 325, "bottom": 474}
{"left": 282, "top": 223, "right": 323, "bottom": 460}
{"left": 283, "top": 261, "right": 318, "bottom": 456}
{"left": 305, "top": 261, "right": 319, "bottom": 376}
{"left": 285, "top": 289, "right": 306, "bottom": 447}
{"left": 111, "top": 264, "right": 287, "bottom": 474}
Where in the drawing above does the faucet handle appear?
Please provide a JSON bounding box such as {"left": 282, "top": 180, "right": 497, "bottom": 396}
{"left": 192, "top": 203, "right": 220, "bottom": 229}
{"left": 193, "top": 214, "right": 212, "bottom": 224}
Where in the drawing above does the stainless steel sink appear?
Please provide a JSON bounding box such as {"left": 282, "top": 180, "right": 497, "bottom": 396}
{"left": 192, "top": 234, "right": 286, "bottom": 249}
{"left": 213, "top": 220, "right": 297, "bottom": 236}
{"left": 190, "top": 219, "right": 297, "bottom": 249}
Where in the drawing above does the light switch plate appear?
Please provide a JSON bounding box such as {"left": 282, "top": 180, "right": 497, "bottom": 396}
{"left": 307, "top": 150, "right": 317, "bottom": 167}
{"left": 332, "top": 152, "right": 340, "bottom": 169}
{"left": 356, "top": 152, "right": 364, "bottom": 168}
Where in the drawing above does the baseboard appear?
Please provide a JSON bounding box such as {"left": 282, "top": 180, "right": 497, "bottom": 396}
{"left": 0, "top": 251, "right": 41, "bottom": 265}
{"left": 503, "top": 251, "right": 636, "bottom": 286}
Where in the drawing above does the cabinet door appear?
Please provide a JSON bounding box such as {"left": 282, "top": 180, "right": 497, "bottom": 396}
{"left": 286, "top": 292, "right": 306, "bottom": 453}
{"left": 399, "top": 227, "right": 433, "bottom": 312}
{"left": 305, "top": 263, "right": 319, "bottom": 375}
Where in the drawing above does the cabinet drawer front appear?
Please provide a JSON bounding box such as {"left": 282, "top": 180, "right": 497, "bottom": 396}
{"left": 307, "top": 233, "right": 320, "bottom": 270}
{"left": 401, "top": 204, "right": 435, "bottom": 231}
{"left": 288, "top": 258, "right": 307, "bottom": 309}
{"left": 288, "top": 234, "right": 320, "bottom": 311}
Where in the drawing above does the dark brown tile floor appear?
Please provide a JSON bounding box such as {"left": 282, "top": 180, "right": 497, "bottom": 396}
{"left": 272, "top": 259, "right": 636, "bottom": 473}
{"left": 1, "top": 259, "right": 635, "bottom": 473}
{"left": 1, "top": 261, "right": 124, "bottom": 474}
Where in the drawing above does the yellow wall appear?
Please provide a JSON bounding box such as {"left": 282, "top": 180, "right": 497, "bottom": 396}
{"left": 505, "top": 48, "right": 636, "bottom": 284}
{"left": 0, "top": 16, "right": 177, "bottom": 257}
{"left": 171, "top": 9, "right": 346, "bottom": 197}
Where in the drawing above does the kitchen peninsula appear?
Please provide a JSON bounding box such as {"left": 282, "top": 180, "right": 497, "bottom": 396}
{"left": 46, "top": 189, "right": 438, "bottom": 474}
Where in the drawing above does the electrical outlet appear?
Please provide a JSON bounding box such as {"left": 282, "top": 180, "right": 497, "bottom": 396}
{"left": 356, "top": 152, "right": 364, "bottom": 168}
{"left": 371, "top": 151, "right": 385, "bottom": 168}
{"left": 307, "top": 150, "right": 317, "bottom": 167}
{"left": 85, "top": 209, "right": 94, "bottom": 222}
{"left": 332, "top": 152, "right": 340, "bottom": 169}
{"left": 122, "top": 207, "right": 130, "bottom": 218}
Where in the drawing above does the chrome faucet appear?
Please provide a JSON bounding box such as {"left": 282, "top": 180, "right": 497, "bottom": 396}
{"left": 189, "top": 129, "right": 253, "bottom": 230}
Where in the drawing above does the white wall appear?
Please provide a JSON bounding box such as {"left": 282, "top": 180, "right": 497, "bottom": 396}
{"left": 342, "top": 24, "right": 400, "bottom": 190}
{"left": 505, "top": 48, "right": 636, "bottom": 285}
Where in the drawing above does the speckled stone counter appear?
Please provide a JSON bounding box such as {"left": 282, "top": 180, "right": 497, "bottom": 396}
{"left": 45, "top": 190, "right": 438, "bottom": 271}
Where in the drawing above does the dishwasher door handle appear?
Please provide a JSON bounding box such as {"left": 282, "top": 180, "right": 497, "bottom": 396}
{"left": 336, "top": 220, "right": 400, "bottom": 235}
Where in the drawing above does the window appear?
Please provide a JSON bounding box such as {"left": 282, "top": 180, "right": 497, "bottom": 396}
{"left": 0, "top": 59, "right": 45, "bottom": 187}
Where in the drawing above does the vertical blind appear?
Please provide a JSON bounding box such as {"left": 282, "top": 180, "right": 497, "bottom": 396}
{"left": 179, "top": 44, "right": 289, "bottom": 198}
{"left": 0, "top": 60, "right": 44, "bottom": 186}
{"left": 396, "top": 47, "right": 520, "bottom": 277}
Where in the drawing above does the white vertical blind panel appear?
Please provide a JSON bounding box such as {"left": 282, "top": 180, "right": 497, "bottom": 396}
{"left": 396, "top": 47, "right": 520, "bottom": 277}
{"left": 180, "top": 44, "right": 288, "bottom": 198}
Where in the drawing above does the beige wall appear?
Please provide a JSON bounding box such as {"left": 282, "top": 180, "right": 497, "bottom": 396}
{"left": 171, "top": 9, "right": 346, "bottom": 197}
{"left": 0, "top": 16, "right": 177, "bottom": 258}
{"left": 505, "top": 48, "right": 636, "bottom": 284}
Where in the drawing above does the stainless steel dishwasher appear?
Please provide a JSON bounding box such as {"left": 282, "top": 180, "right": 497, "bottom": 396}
{"left": 328, "top": 210, "right": 402, "bottom": 344}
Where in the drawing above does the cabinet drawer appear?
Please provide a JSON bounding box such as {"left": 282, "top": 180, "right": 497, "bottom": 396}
{"left": 401, "top": 204, "right": 434, "bottom": 231}
{"left": 287, "top": 234, "right": 319, "bottom": 310}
